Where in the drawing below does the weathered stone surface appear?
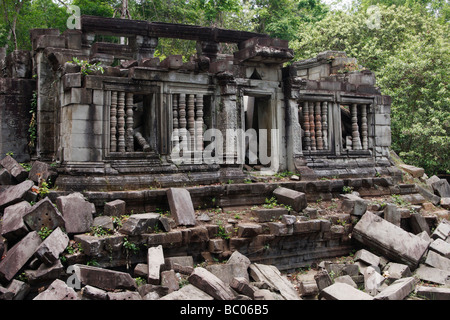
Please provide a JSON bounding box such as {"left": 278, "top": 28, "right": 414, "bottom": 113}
{"left": 237, "top": 223, "right": 262, "bottom": 237}
{"left": 414, "top": 264, "right": 450, "bottom": 285}
{"left": 441, "top": 197, "right": 450, "bottom": 209}
{"left": 72, "top": 264, "right": 137, "bottom": 291}
{"left": 103, "top": 199, "right": 126, "bottom": 216}
{"left": 34, "top": 227, "right": 69, "bottom": 265}
{"left": 188, "top": 267, "right": 234, "bottom": 300}
{"left": 33, "top": 279, "right": 78, "bottom": 300}
{"left": 425, "top": 250, "right": 450, "bottom": 271}
{"left": 0, "top": 279, "right": 30, "bottom": 300}
{"left": 93, "top": 215, "right": 114, "bottom": 231}
{"left": 432, "top": 179, "right": 450, "bottom": 198}
{"left": 159, "top": 284, "right": 214, "bottom": 300}
{"left": 25, "top": 259, "right": 65, "bottom": 285}
{"left": 56, "top": 193, "right": 95, "bottom": 233}
{"left": 0, "top": 155, "right": 28, "bottom": 183}
{"left": 273, "top": 187, "right": 307, "bottom": 212}
{"left": 23, "top": 198, "right": 66, "bottom": 231}
{"left": 251, "top": 208, "right": 289, "bottom": 222}
{"left": 384, "top": 204, "right": 400, "bottom": 226}
{"left": 431, "top": 220, "right": 450, "bottom": 240}
{"left": 253, "top": 288, "right": 283, "bottom": 300}
{"left": 410, "top": 212, "right": 431, "bottom": 235}
{"left": 0, "top": 180, "right": 34, "bottom": 211}
{"left": 227, "top": 250, "right": 251, "bottom": 268}
{"left": 161, "top": 270, "right": 180, "bottom": 293}
{"left": 415, "top": 286, "right": 450, "bottom": 300}
{"left": 334, "top": 275, "right": 357, "bottom": 289}
{"left": 28, "top": 161, "right": 57, "bottom": 184}
{"left": 206, "top": 263, "right": 249, "bottom": 285}
{"left": 0, "top": 168, "right": 12, "bottom": 185}
{"left": 398, "top": 164, "right": 424, "bottom": 178}
{"left": 230, "top": 277, "right": 256, "bottom": 298}
{"left": 429, "top": 238, "right": 450, "bottom": 258}
{"left": 383, "top": 262, "right": 412, "bottom": 282}
{"left": 319, "top": 282, "right": 373, "bottom": 300}
{"left": 147, "top": 245, "right": 165, "bottom": 285}
{"left": 354, "top": 249, "right": 380, "bottom": 267}
{"left": 249, "top": 263, "right": 300, "bottom": 300}
{"left": 81, "top": 285, "right": 108, "bottom": 300}
{"left": 0, "top": 231, "right": 42, "bottom": 282}
{"left": 1, "top": 201, "right": 31, "bottom": 241}
{"left": 352, "top": 211, "right": 430, "bottom": 270}
{"left": 119, "top": 213, "right": 160, "bottom": 235}
{"left": 339, "top": 194, "right": 368, "bottom": 216}
{"left": 167, "top": 188, "right": 196, "bottom": 226}
{"left": 374, "top": 277, "right": 416, "bottom": 300}
{"left": 314, "top": 269, "right": 333, "bottom": 291}
{"left": 364, "top": 266, "right": 385, "bottom": 296}
{"left": 107, "top": 291, "right": 142, "bottom": 300}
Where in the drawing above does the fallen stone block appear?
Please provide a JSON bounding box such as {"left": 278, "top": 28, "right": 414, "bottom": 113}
{"left": 319, "top": 282, "right": 373, "bottom": 300}
{"left": 34, "top": 227, "right": 69, "bottom": 265}
{"left": 384, "top": 204, "right": 400, "bottom": 226}
{"left": 206, "top": 263, "right": 249, "bottom": 285}
{"left": 1, "top": 279, "right": 30, "bottom": 300}
{"left": 165, "top": 255, "right": 194, "bottom": 270}
{"left": 230, "top": 277, "right": 256, "bottom": 299}
{"left": 107, "top": 291, "right": 142, "bottom": 300}
{"left": 159, "top": 284, "right": 214, "bottom": 300}
{"left": 1, "top": 201, "right": 31, "bottom": 241}
{"left": 161, "top": 270, "right": 180, "bottom": 293}
{"left": 93, "top": 216, "right": 114, "bottom": 231}
{"left": 354, "top": 249, "right": 380, "bottom": 267}
{"left": 28, "top": 161, "right": 57, "bottom": 184}
{"left": 383, "top": 262, "right": 412, "bottom": 283}
{"left": 352, "top": 211, "right": 430, "bottom": 270}
{"left": 374, "top": 277, "right": 416, "bottom": 300}
{"left": 33, "top": 279, "right": 78, "bottom": 300}
{"left": 237, "top": 223, "right": 262, "bottom": 238}
{"left": 73, "top": 234, "right": 105, "bottom": 257}
{"left": 410, "top": 212, "right": 431, "bottom": 235}
{"left": 56, "top": 193, "right": 95, "bottom": 234}
{"left": 334, "top": 275, "right": 357, "bottom": 289}
{"left": 273, "top": 187, "right": 307, "bottom": 212}
{"left": 425, "top": 250, "right": 450, "bottom": 271}
{"left": 0, "top": 231, "right": 42, "bottom": 283}
{"left": 103, "top": 199, "right": 126, "bottom": 216}
{"left": 416, "top": 286, "right": 450, "bottom": 300}
{"left": 432, "top": 179, "right": 450, "bottom": 198}
{"left": 400, "top": 193, "right": 426, "bottom": 205}
{"left": 25, "top": 259, "right": 65, "bottom": 285}
{"left": 429, "top": 238, "right": 450, "bottom": 258}
{"left": 23, "top": 198, "right": 66, "bottom": 232}
{"left": 188, "top": 267, "right": 235, "bottom": 300}
{"left": 431, "top": 220, "right": 450, "bottom": 240}
{"left": 441, "top": 197, "right": 450, "bottom": 209}
{"left": 147, "top": 245, "right": 165, "bottom": 285}
{"left": 251, "top": 208, "right": 289, "bottom": 222}
{"left": 72, "top": 264, "right": 137, "bottom": 291}
{"left": 119, "top": 213, "right": 160, "bottom": 235}
{"left": 227, "top": 250, "right": 251, "bottom": 268}
{"left": 298, "top": 280, "right": 319, "bottom": 297}
{"left": 167, "top": 188, "right": 196, "bottom": 226}
{"left": 314, "top": 269, "right": 333, "bottom": 291}
{"left": 0, "top": 180, "right": 35, "bottom": 211}
{"left": 253, "top": 288, "right": 284, "bottom": 300}
{"left": 398, "top": 164, "right": 424, "bottom": 178}
{"left": 249, "top": 263, "right": 300, "bottom": 300}
{"left": 81, "top": 285, "right": 108, "bottom": 300}
{"left": 267, "top": 222, "right": 288, "bottom": 236}
{"left": 0, "top": 155, "right": 28, "bottom": 183}
{"left": 414, "top": 264, "right": 450, "bottom": 285}
{"left": 339, "top": 194, "right": 368, "bottom": 216}
{"left": 0, "top": 168, "right": 12, "bottom": 185}
{"left": 416, "top": 184, "right": 441, "bottom": 206}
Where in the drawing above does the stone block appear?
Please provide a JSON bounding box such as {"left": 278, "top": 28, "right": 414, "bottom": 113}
{"left": 34, "top": 227, "right": 70, "bottom": 266}
{"left": 56, "top": 193, "right": 95, "bottom": 234}
{"left": 364, "top": 266, "right": 385, "bottom": 296}
{"left": 23, "top": 198, "right": 66, "bottom": 232}
{"left": 432, "top": 179, "right": 450, "bottom": 198}
{"left": 230, "top": 277, "right": 256, "bottom": 299}
{"left": 374, "top": 277, "right": 416, "bottom": 300}
{"left": 273, "top": 187, "right": 307, "bottom": 212}
{"left": 159, "top": 284, "right": 213, "bottom": 300}
{"left": 119, "top": 213, "right": 160, "bottom": 235}
{"left": 28, "top": 161, "right": 57, "bottom": 184}
{"left": 415, "top": 286, "right": 450, "bottom": 300}
{"left": 160, "top": 55, "right": 183, "bottom": 69}
{"left": 103, "top": 199, "right": 126, "bottom": 216}
{"left": 354, "top": 249, "right": 380, "bottom": 267}
{"left": 1, "top": 201, "right": 31, "bottom": 241}
{"left": 319, "top": 282, "right": 373, "bottom": 300}
{"left": 431, "top": 220, "right": 450, "bottom": 240}
{"left": 33, "top": 279, "right": 78, "bottom": 300}
{"left": 383, "top": 262, "right": 412, "bottom": 282}
{"left": 93, "top": 216, "right": 114, "bottom": 231}
{"left": 334, "top": 275, "right": 357, "bottom": 288}
{"left": 73, "top": 234, "right": 104, "bottom": 257}
{"left": 81, "top": 285, "right": 108, "bottom": 300}
{"left": 0, "top": 231, "right": 42, "bottom": 283}
{"left": 1, "top": 279, "right": 30, "bottom": 300}
{"left": 425, "top": 250, "right": 450, "bottom": 271}
{"left": 384, "top": 204, "right": 400, "bottom": 227}
{"left": 398, "top": 164, "right": 425, "bottom": 178}
{"left": 441, "top": 197, "right": 450, "bottom": 209}
{"left": 339, "top": 194, "right": 368, "bottom": 216}
{"left": 161, "top": 270, "right": 180, "bottom": 293}
{"left": 206, "top": 263, "right": 249, "bottom": 285}
{"left": 72, "top": 264, "right": 137, "bottom": 291}
{"left": 147, "top": 245, "right": 165, "bottom": 285}
{"left": 227, "top": 250, "right": 251, "bottom": 268}
{"left": 0, "top": 180, "right": 35, "bottom": 211}
{"left": 414, "top": 264, "right": 450, "bottom": 285}
{"left": 267, "top": 222, "right": 288, "bottom": 236}
{"left": 251, "top": 208, "right": 288, "bottom": 222}
{"left": 237, "top": 223, "right": 263, "bottom": 237}
{"left": 0, "top": 155, "right": 28, "bottom": 183}
{"left": 293, "top": 220, "right": 321, "bottom": 234}
{"left": 429, "top": 238, "right": 450, "bottom": 258}
{"left": 410, "top": 212, "right": 431, "bottom": 235}
{"left": 167, "top": 188, "right": 196, "bottom": 226}
{"left": 352, "top": 211, "right": 430, "bottom": 270}
{"left": 0, "top": 168, "right": 13, "bottom": 185}
{"left": 25, "top": 259, "right": 64, "bottom": 285}
{"left": 189, "top": 267, "right": 234, "bottom": 300}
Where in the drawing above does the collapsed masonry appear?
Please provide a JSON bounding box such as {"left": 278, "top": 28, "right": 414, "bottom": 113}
{"left": 1, "top": 15, "right": 394, "bottom": 191}
{"left": 0, "top": 155, "right": 449, "bottom": 300}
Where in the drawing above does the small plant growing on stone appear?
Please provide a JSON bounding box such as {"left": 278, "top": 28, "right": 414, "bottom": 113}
{"left": 38, "top": 226, "right": 52, "bottom": 240}
{"left": 70, "top": 57, "right": 104, "bottom": 76}
{"left": 135, "top": 277, "right": 147, "bottom": 287}
{"left": 216, "top": 224, "right": 231, "bottom": 240}
{"left": 342, "top": 186, "right": 354, "bottom": 194}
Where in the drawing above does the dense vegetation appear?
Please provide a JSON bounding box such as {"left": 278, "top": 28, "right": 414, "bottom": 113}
{"left": 1, "top": 0, "right": 448, "bottom": 175}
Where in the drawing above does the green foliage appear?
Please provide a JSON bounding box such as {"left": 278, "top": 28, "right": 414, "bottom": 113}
{"left": 69, "top": 57, "right": 105, "bottom": 76}
{"left": 38, "top": 226, "right": 53, "bottom": 240}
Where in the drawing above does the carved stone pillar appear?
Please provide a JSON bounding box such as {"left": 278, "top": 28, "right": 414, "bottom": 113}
{"left": 315, "top": 101, "right": 323, "bottom": 150}
{"left": 110, "top": 91, "right": 118, "bottom": 152}
{"left": 126, "top": 92, "right": 134, "bottom": 152}
{"left": 302, "top": 101, "right": 310, "bottom": 150}
{"left": 322, "top": 102, "right": 328, "bottom": 150}
{"left": 361, "top": 104, "right": 368, "bottom": 150}
{"left": 172, "top": 94, "right": 179, "bottom": 151}
{"left": 196, "top": 94, "right": 204, "bottom": 152}
{"left": 178, "top": 93, "right": 188, "bottom": 152}
{"left": 117, "top": 92, "right": 126, "bottom": 152}
{"left": 309, "top": 102, "right": 316, "bottom": 151}
{"left": 351, "top": 104, "right": 362, "bottom": 150}
{"left": 187, "top": 94, "right": 196, "bottom": 151}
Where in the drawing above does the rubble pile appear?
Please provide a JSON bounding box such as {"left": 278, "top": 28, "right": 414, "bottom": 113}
{"left": 0, "top": 156, "right": 449, "bottom": 300}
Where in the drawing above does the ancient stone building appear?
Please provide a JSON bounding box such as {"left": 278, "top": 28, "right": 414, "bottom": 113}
{"left": 0, "top": 16, "right": 394, "bottom": 191}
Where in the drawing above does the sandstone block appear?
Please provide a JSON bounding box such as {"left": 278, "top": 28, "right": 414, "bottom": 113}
{"left": 23, "top": 198, "right": 66, "bottom": 231}
{"left": 56, "top": 193, "right": 95, "bottom": 234}
{"left": 33, "top": 279, "right": 77, "bottom": 300}
{"left": 188, "top": 267, "right": 235, "bottom": 300}
{"left": 167, "top": 188, "right": 196, "bottom": 226}
{"left": 34, "top": 227, "right": 69, "bottom": 265}
{"left": 1, "top": 201, "right": 31, "bottom": 241}
{"left": 103, "top": 199, "right": 126, "bottom": 216}
{"left": 273, "top": 187, "right": 307, "bottom": 212}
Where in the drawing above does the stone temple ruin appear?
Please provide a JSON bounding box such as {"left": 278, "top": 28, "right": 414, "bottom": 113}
{"left": 0, "top": 16, "right": 449, "bottom": 301}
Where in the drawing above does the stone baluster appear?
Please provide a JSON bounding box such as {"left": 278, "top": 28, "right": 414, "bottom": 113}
{"left": 117, "top": 92, "right": 126, "bottom": 152}
{"left": 188, "top": 94, "right": 196, "bottom": 151}
{"left": 178, "top": 93, "right": 188, "bottom": 152}
{"left": 322, "top": 102, "right": 328, "bottom": 150}
{"left": 302, "top": 101, "right": 310, "bottom": 150}
{"left": 361, "top": 104, "right": 368, "bottom": 150}
{"left": 309, "top": 102, "right": 316, "bottom": 150}
{"left": 351, "top": 104, "right": 362, "bottom": 150}
{"left": 196, "top": 94, "right": 204, "bottom": 152}
{"left": 110, "top": 91, "right": 118, "bottom": 152}
{"left": 315, "top": 101, "right": 323, "bottom": 150}
{"left": 172, "top": 94, "right": 180, "bottom": 150}
{"left": 126, "top": 92, "right": 134, "bottom": 152}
